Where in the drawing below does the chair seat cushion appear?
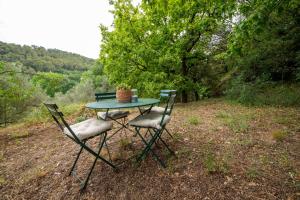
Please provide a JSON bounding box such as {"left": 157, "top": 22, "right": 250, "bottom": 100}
{"left": 140, "top": 106, "right": 171, "bottom": 114}
{"left": 128, "top": 113, "right": 171, "bottom": 130}
{"left": 97, "top": 110, "right": 129, "bottom": 120}
{"left": 64, "top": 118, "right": 112, "bottom": 141}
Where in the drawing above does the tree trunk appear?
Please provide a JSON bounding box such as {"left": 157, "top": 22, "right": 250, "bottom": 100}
{"left": 4, "top": 101, "right": 7, "bottom": 127}
{"left": 181, "top": 90, "right": 188, "bottom": 103}
{"left": 181, "top": 57, "right": 188, "bottom": 103}
{"left": 194, "top": 90, "right": 199, "bottom": 101}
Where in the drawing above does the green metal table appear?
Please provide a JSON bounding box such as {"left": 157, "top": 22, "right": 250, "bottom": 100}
{"left": 86, "top": 98, "right": 160, "bottom": 111}
{"left": 86, "top": 98, "right": 160, "bottom": 137}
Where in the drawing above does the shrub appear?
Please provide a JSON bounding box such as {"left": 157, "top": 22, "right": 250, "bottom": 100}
{"left": 54, "top": 80, "right": 95, "bottom": 105}
{"left": 23, "top": 104, "right": 50, "bottom": 124}
{"left": 23, "top": 103, "right": 83, "bottom": 124}
{"left": 226, "top": 80, "right": 300, "bottom": 106}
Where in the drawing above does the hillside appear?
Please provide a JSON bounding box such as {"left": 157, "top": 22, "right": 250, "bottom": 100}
{"left": 0, "top": 42, "right": 102, "bottom": 125}
{"left": 0, "top": 41, "right": 95, "bottom": 72}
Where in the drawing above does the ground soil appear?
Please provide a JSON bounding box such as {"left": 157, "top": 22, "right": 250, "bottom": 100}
{"left": 0, "top": 99, "right": 299, "bottom": 200}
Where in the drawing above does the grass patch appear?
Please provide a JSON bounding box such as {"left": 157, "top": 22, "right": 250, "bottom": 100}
{"left": 258, "top": 155, "right": 270, "bottom": 166}
{"left": 233, "top": 138, "right": 254, "bottom": 147}
{"left": 10, "top": 131, "right": 29, "bottom": 139}
{"left": 173, "top": 132, "right": 184, "bottom": 141}
{"left": 272, "top": 130, "right": 289, "bottom": 141}
{"left": 274, "top": 116, "right": 292, "bottom": 125}
{"left": 21, "top": 167, "right": 49, "bottom": 184}
{"left": 201, "top": 142, "right": 231, "bottom": 174}
{"left": 203, "top": 151, "right": 230, "bottom": 174}
{"left": 0, "top": 177, "right": 6, "bottom": 185}
{"left": 246, "top": 166, "right": 261, "bottom": 179}
{"left": 119, "top": 138, "right": 132, "bottom": 150}
{"left": 203, "top": 152, "right": 217, "bottom": 173}
{"left": 216, "top": 111, "right": 252, "bottom": 134}
{"left": 167, "top": 158, "right": 177, "bottom": 173}
{"left": 277, "top": 151, "right": 291, "bottom": 168}
{"left": 0, "top": 151, "right": 4, "bottom": 162}
{"left": 187, "top": 116, "right": 201, "bottom": 125}
{"left": 176, "top": 147, "right": 192, "bottom": 159}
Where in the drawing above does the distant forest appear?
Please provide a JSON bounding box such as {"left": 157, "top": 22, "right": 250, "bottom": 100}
{"left": 0, "top": 41, "right": 94, "bottom": 73}
{"left": 0, "top": 41, "right": 98, "bottom": 97}
{"left": 0, "top": 41, "right": 110, "bottom": 125}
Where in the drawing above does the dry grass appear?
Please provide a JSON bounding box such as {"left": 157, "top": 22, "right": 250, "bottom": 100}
{"left": 0, "top": 98, "right": 299, "bottom": 199}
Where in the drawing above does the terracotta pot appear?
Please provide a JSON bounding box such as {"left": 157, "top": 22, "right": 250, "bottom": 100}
{"left": 116, "top": 89, "right": 132, "bottom": 103}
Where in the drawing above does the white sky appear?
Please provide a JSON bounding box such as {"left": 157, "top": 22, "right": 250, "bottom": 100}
{"left": 0, "top": 0, "right": 114, "bottom": 59}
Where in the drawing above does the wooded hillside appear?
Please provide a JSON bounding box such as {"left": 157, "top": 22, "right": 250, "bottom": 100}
{"left": 0, "top": 41, "right": 94, "bottom": 72}
{"left": 0, "top": 42, "right": 106, "bottom": 125}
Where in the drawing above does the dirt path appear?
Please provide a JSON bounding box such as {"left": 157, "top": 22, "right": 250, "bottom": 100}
{"left": 0, "top": 99, "right": 299, "bottom": 199}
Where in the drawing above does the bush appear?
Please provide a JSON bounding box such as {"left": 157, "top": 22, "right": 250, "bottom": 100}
{"left": 226, "top": 80, "right": 300, "bottom": 106}
{"left": 54, "top": 80, "right": 95, "bottom": 105}
{"left": 23, "top": 103, "right": 83, "bottom": 124}
{"left": 23, "top": 104, "right": 50, "bottom": 124}
{"left": 0, "top": 62, "right": 48, "bottom": 126}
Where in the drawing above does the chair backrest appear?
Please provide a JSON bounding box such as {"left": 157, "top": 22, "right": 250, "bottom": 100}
{"left": 159, "top": 90, "right": 176, "bottom": 126}
{"left": 44, "top": 103, "right": 81, "bottom": 143}
{"left": 95, "top": 92, "right": 116, "bottom": 101}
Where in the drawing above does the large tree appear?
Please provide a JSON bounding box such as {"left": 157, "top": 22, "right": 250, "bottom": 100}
{"left": 100, "top": 0, "right": 236, "bottom": 102}
{"left": 227, "top": 0, "right": 300, "bottom": 82}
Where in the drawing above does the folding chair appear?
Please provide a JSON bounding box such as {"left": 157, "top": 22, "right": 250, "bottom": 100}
{"left": 140, "top": 90, "right": 176, "bottom": 138}
{"left": 95, "top": 92, "right": 130, "bottom": 139}
{"left": 128, "top": 91, "right": 176, "bottom": 168}
{"left": 44, "top": 103, "right": 116, "bottom": 191}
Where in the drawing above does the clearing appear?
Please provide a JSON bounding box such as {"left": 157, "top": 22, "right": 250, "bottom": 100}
{"left": 0, "top": 99, "right": 299, "bottom": 199}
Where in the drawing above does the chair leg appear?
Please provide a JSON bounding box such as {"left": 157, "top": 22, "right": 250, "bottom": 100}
{"left": 122, "top": 117, "right": 128, "bottom": 138}
{"left": 104, "top": 140, "right": 112, "bottom": 162}
{"left": 106, "top": 125, "right": 124, "bottom": 140}
{"left": 136, "top": 128, "right": 166, "bottom": 168}
{"left": 69, "top": 142, "right": 85, "bottom": 176}
{"left": 157, "top": 132, "right": 175, "bottom": 155}
{"left": 149, "top": 128, "right": 175, "bottom": 155}
{"left": 106, "top": 116, "right": 131, "bottom": 141}
{"left": 164, "top": 128, "right": 173, "bottom": 138}
{"left": 80, "top": 133, "right": 107, "bottom": 191}
{"left": 144, "top": 128, "right": 150, "bottom": 138}
{"left": 148, "top": 129, "right": 159, "bottom": 146}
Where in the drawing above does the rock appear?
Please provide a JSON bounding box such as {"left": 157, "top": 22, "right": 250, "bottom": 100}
{"left": 248, "top": 182, "right": 257, "bottom": 186}
{"left": 224, "top": 176, "right": 233, "bottom": 185}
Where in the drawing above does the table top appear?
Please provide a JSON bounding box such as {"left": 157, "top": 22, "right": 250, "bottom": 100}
{"left": 86, "top": 98, "right": 160, "bottom": 109}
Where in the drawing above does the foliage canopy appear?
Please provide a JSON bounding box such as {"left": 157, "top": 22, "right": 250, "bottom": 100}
{"left": 100, "top": 0, "right": 236, "bottom": 102}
